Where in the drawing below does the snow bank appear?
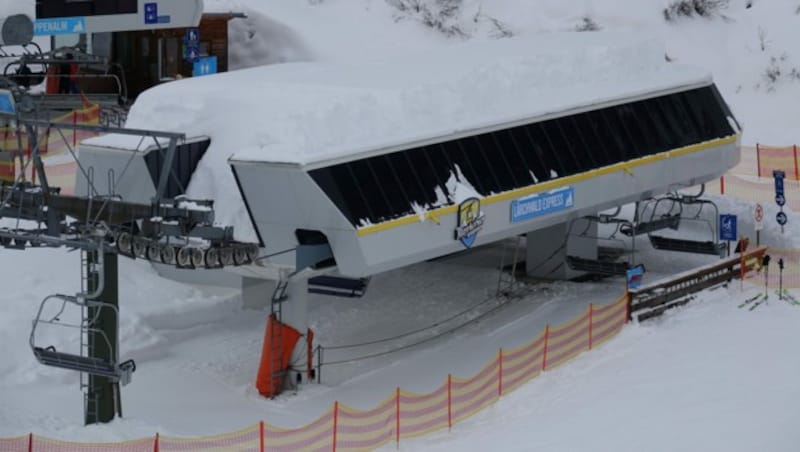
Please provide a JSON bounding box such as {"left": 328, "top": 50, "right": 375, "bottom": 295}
{"left": 116, "top": 32, "right": 707, "bottom": 166}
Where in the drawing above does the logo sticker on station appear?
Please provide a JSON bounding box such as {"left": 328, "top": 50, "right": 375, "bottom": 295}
{"left": 454, "top": 197, "right": 485, "bottom": 249}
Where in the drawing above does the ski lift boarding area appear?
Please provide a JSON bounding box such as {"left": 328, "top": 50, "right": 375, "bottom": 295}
{"left": 79, "top": 33, "right": 741, "bottom": 279}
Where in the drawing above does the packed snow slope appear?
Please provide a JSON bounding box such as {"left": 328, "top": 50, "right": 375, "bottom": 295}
{"left": 1, "top": 1, "right": 799, "bottom": 451}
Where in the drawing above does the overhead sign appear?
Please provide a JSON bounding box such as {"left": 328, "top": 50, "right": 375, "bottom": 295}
{"left": 454, "top": 197, "right": 485, "bottom": 248}
{"left": 774, "top": 170, "right": 786, "bottom": 206}
{"left": 510, "top": 186, "right": 575, "bottom": 223}
{"left": 35, "top": 0, "right": 202, "bottom": 34}
{"left": 193, "top": 56, "right": 217, "bottom": 77}
{"left": 33, "top": 17, "right": 86, "bottom": 36}
{"left": 719, "top": 214, "right": 737, "bottom": 241}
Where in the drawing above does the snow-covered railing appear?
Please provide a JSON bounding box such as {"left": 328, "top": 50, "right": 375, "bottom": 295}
{"left": 628, "top": 247, "right": 768, "bottom": 322}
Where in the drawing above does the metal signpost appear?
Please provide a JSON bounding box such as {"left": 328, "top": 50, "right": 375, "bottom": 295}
{"left": 754, "top": 203, "right": 764, "bottom": 245}
{"left": 774, "top": 170, "right": 787, "bottom": 234}
{"left": 719, "top": 214, "right": 737, "bottom": 257}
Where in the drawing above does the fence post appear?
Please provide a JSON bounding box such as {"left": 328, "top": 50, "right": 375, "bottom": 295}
{"left": 153, "top": 433, "right": 159, "bottom": 452}
{"left": 542, "top": 325, "right": 550, "bottom": 371}
{"left": 333, "top": 402, "right": 339, "bottom": 452}
{"left": 447, "top": 374, "right": 452, "bottom": 430}
{"left": 589, "top": 304, "right": 594, "bottom": 350}
{"left": 625, "top": 293, "right": 632, "bottom": 323}
{"left": 498, "top": 349, "right": 503, "bottom": 398}
{"left": 260, "top": 421, "right": 265, "bottom": 452}
{"left": 794, "top": 145, "right": 799, "bottom": 181}
{"left": 395, "top": 387, "right": 400, "bottom": 447}
{"left": 720, "top": 175, "right": 725, "bottom": 195}
{"left": 28, "top": 433, "right": 32, "bottom": 452}
{"left": 756, "top": 143, "right": 761, "bottom": 177}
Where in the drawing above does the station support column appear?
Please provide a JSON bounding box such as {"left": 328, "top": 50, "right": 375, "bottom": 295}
{"left": 526, "top": 218, "right": 597, "bottom": 280}
{"left": 86, "top": 251, "right": 120, "bottom": 424}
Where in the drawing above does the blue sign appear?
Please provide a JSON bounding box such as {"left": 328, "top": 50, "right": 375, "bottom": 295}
{"left": 144, "top": 2, "right": 158, "bottom": 24}
{"left": 185, "top": 28, "right": 200, "bottom": 44}
{"left": 185, "top": 46, "right": 200, "bottom": 62}
{"left": 719, "top": 214, "right": 737, "bottom": 241}
{"left": 626, "top": 264, "right": 646, "bottom": 290}
{"left": 777, "top": 211, "right": 788, "bottom": 226}
{"left": 774, "top": 170, "right": 786, "bottom": 206}
{"left": 34, "top": 17, "right": 87, "bottom": 36}
{"left": 193, "top": 56, "right": 218, "bottom": 77}
{"left": 0, "top": 90, "right": 14, "bottom": 114}
{"left": 510, "top": 186, "right": 575, "bottom": 223}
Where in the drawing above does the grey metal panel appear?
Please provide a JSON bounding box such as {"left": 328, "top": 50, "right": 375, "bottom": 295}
{"left": 75, "top": 146, "right": 155, "bottom": 203}
{"left": 232, "top": 163, "right": 356, "bottom": 269}
{"left": 233, "top": 139, "right": 738, "bottom": 278}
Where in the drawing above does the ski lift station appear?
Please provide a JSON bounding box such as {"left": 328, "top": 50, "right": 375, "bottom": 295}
{"left": 73, "top": 33, "right": 742, "bottom": 397}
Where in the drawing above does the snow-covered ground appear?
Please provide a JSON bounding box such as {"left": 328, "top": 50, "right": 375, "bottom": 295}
{"left": 2, "top": 1, "right": 800, "bottom": 451}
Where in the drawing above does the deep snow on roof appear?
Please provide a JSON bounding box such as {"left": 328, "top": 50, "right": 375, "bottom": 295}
{"left": 92, "top": 32, "right": 710, "bottom": 166}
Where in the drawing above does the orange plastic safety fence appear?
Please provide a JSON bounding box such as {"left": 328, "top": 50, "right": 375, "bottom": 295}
{"left": 263, "top": 409, "right": 334, "bottom": 452}
{"left": 159, "top": 423, "right": 260, "bottom": 451}
{"left": 545, "top": 309, "right": 591, "bottom": 370}
{"left": 756, "top": 144, "right": 799, "bottom": 179}
{"left": 719, "top": 174, "right": 800, "bottom": 212}
{"left": 29, "top": 436, "right": 153, "bottom": 452}
{"left": 500, "top": 332, "right": 546, "bottom": 394}
{"left": 398, "top": 383, "right": 449, "bottom": 440}
{"left": 451, "top": 357, "right": 500, "bottom": 425}
{"left": 0, "top": 435, "right": 29, "bottom": 452}
{"left": 337, "top": 394, "right": 396, "bottom": 450}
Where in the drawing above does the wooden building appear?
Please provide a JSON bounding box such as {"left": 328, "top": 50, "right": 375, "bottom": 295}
{"left": 112, "top": 12, "right": 244, "bottom": 98}
{"left": 46, "top": 12, "right": 245, "bottom": 101}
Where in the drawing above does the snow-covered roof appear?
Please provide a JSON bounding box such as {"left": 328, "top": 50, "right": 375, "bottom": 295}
{"left": 89, "top": 32, "right": 710, "bottom": 167}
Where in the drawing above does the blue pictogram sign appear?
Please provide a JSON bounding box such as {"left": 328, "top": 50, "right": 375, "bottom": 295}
{"left": 144, "top": 2, "right": 158, "bottom": 24}
{"left": 719, "top": 214, "right": 737, "bottom": 241}
{"left": 774, "top": 170, "right": 786, "bottom": 207}
{"left": 193, "top": 56, "right": 217, "bottom": 77}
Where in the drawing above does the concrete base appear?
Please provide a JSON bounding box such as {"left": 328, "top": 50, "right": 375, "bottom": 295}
{"left": 526, "top": 218, "right": 597, "bottom": 280}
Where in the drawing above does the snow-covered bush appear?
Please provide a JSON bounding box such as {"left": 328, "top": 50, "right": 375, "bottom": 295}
{"left": 387, "top": 0, "right": 468, "bottom": 38}
{"left": 760, "top": 54, "right": 800, "bottom": 92}
{"left": 663, "top": 0, "right": 729, "bottom": 21}
{"left": 575, "top": 16, "right": 601, "bottom": 32}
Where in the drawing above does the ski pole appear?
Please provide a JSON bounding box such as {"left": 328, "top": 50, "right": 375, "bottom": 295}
{"left": 762, "top": 254, "right": 771, "bottom": 299}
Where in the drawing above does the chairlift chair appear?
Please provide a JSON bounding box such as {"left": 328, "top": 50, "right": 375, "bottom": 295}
{"left": 29, "top": 293, "right": 135, "bottom": 384}
{"left": 645, "top": 185, "right": 727, "bottom": 257}
{"left": 619, "top": 197, "right": 681, "bottom": 237}
{"left": 308, "top": 275, "right": 371, "bottom": 298}
{"left": 564, "top": 209, "right": 635, "bottom": 276}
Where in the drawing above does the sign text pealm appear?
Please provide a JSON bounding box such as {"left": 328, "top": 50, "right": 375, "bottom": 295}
{"left": 510, "top": 186, "right": 575, "bottom": 223}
